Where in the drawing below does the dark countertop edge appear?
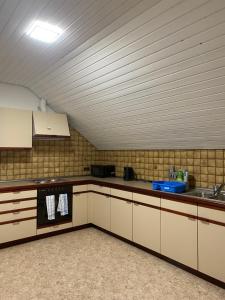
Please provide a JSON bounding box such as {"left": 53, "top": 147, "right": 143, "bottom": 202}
{"left": 0, "top": 178, "right": 224, "bottom": 210}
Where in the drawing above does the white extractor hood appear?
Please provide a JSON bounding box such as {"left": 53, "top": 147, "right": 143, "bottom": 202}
{"left": 33, "top": 111, "right": 70, "bottom": 138}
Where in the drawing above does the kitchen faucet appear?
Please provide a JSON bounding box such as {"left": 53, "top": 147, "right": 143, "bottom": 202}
{"left": 212, "top": 183, "right": 225, "bottom": 198}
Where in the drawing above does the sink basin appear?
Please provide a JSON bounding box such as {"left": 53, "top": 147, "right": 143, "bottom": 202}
{"left": 184, "top": 189, "right": 225, "bottom": 201}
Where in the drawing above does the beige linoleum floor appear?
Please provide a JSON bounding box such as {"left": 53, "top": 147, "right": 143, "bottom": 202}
{"left": 0, "top": 228, "right": 224, "bottom": 300}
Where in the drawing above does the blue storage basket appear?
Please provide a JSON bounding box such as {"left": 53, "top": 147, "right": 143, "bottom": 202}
{"left": 152, "top": 181, "right": 186, "bottom": 193}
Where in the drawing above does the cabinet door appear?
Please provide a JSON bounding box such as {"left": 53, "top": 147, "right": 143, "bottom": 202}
{"left": 133, "top": 203, "right": 160, "bottom": 252}
{"left": 198, "top": 220, "right": 225, "bottom": 282}
{"left": 87, "top": 192, "right": 94, "bottom": 224}
{"left": 0, "top": 107, "right": 32, "bottom": 148}
{"left": 161, "top": 211, "right": 197, "bottom": 269}
{"left": 111, "top": 197, "right": 132, "bottom": 240}
{"left": 93, "top": 194, "right": 110, "bottom": 230}
{"left": 73, "top": 193, "right": 88, "bottom": 226}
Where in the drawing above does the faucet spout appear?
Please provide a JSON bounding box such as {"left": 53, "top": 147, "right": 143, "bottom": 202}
{"left": 213, "top": 183, "right": 225, "bottom": 198}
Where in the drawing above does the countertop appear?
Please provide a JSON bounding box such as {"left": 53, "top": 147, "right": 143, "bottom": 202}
{"left": 0, "top": 176, "right": 224, "bottom": 209}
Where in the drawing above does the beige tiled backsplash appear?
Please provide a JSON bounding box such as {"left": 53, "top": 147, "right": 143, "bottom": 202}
{"left": 0, "top": 128, "right": 98, "bottom": 181}
{"left": 0, "top": 130, "right": 224, "bottom": 188}
{"left": 97, "top": 150, "right": 225, "bottom": 188}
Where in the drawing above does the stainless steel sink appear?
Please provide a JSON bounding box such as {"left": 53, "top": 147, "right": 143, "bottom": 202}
{"left": 184, "top": 189, "right": 225, "bottom": 201}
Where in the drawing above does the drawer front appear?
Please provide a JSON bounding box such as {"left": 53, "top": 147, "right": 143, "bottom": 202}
{"left": 161, "top": 198, "right": 197, "bottom": 216}
{"left": 89, "top": 184, "right": 110, "bottom": 194}
{"left": 111, "top": 188, "right": 132, "bottom": 200}
{"left": 73, "top": 185, "right": 88, "bottom": 193}
{"left": 133, "top": 193, "right": 160, "bottom": 207}
{"left": 0, "top": 190, "right": 37, "bottom": 202}
{"left": 37, "top": 222, "right": 73, "bottom": 235}
{"left": 198, "top": 206, "right": 225, "bottom": 223}
{"left": 0, "top": 209, "right": 36, "bottom": 223}
{"left": 0, "top": 199, "right": 37, "bottom": 212}
{"left": 0, "top": 219, "right": 36, "bottom": 244}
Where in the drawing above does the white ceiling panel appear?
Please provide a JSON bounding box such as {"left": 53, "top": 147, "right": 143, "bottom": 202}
{"left": 0, "top": 0, "right": 225, "bottom": 149}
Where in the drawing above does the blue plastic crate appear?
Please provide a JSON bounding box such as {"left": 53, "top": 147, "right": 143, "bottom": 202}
{"left": 152, "top": 181, "right": 186, "bottom": 193}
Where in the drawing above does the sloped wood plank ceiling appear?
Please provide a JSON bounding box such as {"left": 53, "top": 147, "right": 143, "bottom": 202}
{"left": 0, "top": 0, "right": 225, "bottom": 149}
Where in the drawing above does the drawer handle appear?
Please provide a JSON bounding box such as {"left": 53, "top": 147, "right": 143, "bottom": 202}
{"left": 12, "top": 222, "right": 20, "bottom": 225}
{"left": 134, "top": 203, "right": 139, "bottom": 206}
{"left": 47, "top": 127, "right": 52, "bottom": 130}
{"left": 13, "top": 201, "right": 21, "bottom": 205}
{"left": 188, "top": 217, "right": 196, "bottom": 221}
{"left": 53, "top": 225, "right": 59, "bottom": 228}
{"left": 13, "top": 211, "right": 20, "bottom": 215}
{"left": 201, "top": 220, "right": 210, "bottom": 225}
{"left": 126, "top": 201, "right": 131, "bottom": 204}
{"left": 13, "top": 191, "right": 20, "bottom": 194}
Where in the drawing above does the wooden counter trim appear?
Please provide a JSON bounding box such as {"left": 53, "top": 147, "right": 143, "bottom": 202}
{"left": 0, "top": 178, "right": 225, "bottom": 209}
{"left": 197, "top": 202, "right": 225, "bottom": 212}
{"left": 198, "top": 217, "right": 225, "bottom": 227}
{"left": 161, "top": 207, "right": 197, "bottom": 219}
{"left": 133, "top": 200, "right": 161, "bottom": 210}
{"left": 73, "top": 191, "right": 89, "bottom": 195}
{"left": 0, "top": 207, "right": 36, "bottom": 215}
{"left": 0, "top": 216, "right": 36, "bottom": 225}
{"left": 0, "top": 197, "right": 37, "bottom": 204}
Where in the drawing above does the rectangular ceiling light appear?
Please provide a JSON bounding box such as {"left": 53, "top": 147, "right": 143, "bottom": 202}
{"left": 26, "top": 20, "right": 63, "bottom": 44}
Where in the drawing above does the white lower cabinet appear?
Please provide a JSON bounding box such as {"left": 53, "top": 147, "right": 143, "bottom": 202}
{"left": 110, "top": 197, "right": 132, "bottom": 240}
{"left": 198, "top": 207, "right": 225, "bottom": 282}
{"left": 133, "top": 203, "right": 160, "bottom": 252}
{"left": 0, "top": 219, "right": 36, "bottom": 243}
{"left": 161, "top": 210, "right": 197, "bottom": 269}
{"left": 73, "top": 193, "right": 88, "bottom": 226}
{"left": 93, "top": 193, "right": 110, "bottom": 230}
{"left": 88, "top": 191, "right": 110, "bottom": 230}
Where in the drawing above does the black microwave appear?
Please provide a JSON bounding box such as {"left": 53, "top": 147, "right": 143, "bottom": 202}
{"left": 91, "top": 165, "right": 115, "bottom": 178}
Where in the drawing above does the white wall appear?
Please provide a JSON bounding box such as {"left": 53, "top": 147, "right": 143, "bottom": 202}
{"left": 0, "top": 83, "right": 52, "bottom": 111}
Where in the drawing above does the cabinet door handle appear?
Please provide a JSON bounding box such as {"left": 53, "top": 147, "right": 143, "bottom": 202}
{"left": 106, "top": 195, "right": 110, "bottom": 198}
{"left": 13, "top": 201, "right": 21, "bottom": 205}
{"left": 13, "top": 211, "right": 20, "bottom": 215}
{"left": 13, "top": 191, "right": 20, "bottom": 194}
{"left": 134, "top": 203, "right": 139, "bottom": 206}
{"left": 47, "top": 127, "right": 52, "bottom": 130}
{"left": 200, "top": 220, "right": 210, "bottom": 225}
{"left": 188, "top": 217, "right": 196, "bottom": 221}
{"left": 126, "top": 201, "right": 131, "bottom": 204}
{"left": 12, "top": 222, "right": 20, "bottom": 225}
{"left": 53, "top": 225, "right": 59, "bottom": 228}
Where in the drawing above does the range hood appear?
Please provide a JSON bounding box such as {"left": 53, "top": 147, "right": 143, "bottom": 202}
{"left": 33, "top": 111, "right": 70, "bottom": 138}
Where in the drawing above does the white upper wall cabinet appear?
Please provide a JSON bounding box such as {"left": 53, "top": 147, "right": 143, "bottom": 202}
{"left": 33, "top": 111, "right": 70, "bottom": 137}
{"left": 0, "top": 107, "right": 32, "bottom": 148}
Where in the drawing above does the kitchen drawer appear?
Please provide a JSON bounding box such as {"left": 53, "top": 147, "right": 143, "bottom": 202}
{"left": 73, "top": 185, "right": 88, "bottom": 193}
{"left": 161, "top": 198, "right": 197, "bottom": 216}
{"left": 133, "top": 193, "right": 160, "bottom": 207}
{"left": 0, "top": 190, "right": 37, "bottom": 202}
{"left": 111, "top": 188, "right": 132, "bottom": 200}
{"left": 0, "top": 209, "right": 36, "bottom": 223}
{"left": 0, "top": 219, "right": 36, "bottom": 244}
{"left": 198, "top": 206, "right": 225, "bottom": 223}
{"left": 88, "top": 184, "right": 110, "bottom": 194}
{"left": 0, "top": 199, "right": 36, "bottom": 212}
{"left": 37, "top": 222, "right": 73, "bottom": 235}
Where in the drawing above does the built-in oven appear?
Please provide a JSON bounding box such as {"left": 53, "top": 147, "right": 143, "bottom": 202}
{"left": 37, "top": 185, "right": 72, "bottom": 228}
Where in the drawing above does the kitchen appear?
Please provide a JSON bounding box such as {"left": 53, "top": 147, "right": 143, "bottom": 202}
{"left": 0, "top": 0, "right": 225, "bottom": 299}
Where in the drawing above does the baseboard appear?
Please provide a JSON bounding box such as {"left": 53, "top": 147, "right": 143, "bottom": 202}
{"left": 92, "top": 224, "right": 225, "bottom": 290}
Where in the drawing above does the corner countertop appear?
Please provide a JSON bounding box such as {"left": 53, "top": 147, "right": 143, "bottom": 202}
{"left": 0, "top": 176, "right": 224, "bottom": 209}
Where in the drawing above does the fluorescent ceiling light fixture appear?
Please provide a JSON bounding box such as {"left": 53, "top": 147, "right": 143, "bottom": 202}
{"left": 26, "top": 20, "right": 63, "bottom": 43}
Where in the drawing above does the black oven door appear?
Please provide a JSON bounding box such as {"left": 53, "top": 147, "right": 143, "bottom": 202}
{"left": 37, "top": 185, "right": 72, "bottom": 227}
